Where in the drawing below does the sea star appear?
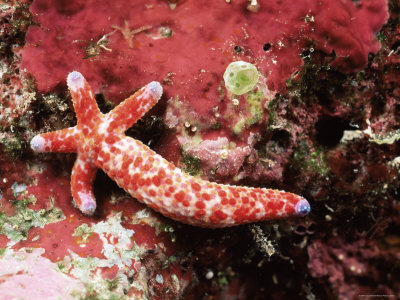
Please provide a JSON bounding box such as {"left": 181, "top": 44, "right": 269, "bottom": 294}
{"left": 30, "top": 71, "right": 310, "bottom": 227}
{"left": 111, "top": 20, "right": 152, "bottom": 48}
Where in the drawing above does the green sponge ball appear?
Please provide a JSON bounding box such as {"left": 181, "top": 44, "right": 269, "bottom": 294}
{"left": 223, "top": 61, "right": 259, "bottom": 95}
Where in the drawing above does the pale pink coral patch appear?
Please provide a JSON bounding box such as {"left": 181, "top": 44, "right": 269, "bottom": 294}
{"left": 0, "top": 249, "right": 84, "bottom": 299}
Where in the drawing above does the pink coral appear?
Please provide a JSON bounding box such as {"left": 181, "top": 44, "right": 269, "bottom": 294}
{"left": 0, "top": 249, "right": 84, "bottom": 299}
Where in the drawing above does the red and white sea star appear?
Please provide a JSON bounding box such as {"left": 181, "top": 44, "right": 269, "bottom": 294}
{"left": 30, "top": 71, "right": 310, "bottom": 227}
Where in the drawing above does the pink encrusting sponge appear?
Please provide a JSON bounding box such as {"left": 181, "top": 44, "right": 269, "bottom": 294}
{"left": 31, "top": 72, "right": 310, "bottom": 227}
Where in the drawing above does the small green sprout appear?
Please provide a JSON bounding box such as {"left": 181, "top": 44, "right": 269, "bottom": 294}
{"left": 223, "top": 61, "right": 259, "bottom": 95}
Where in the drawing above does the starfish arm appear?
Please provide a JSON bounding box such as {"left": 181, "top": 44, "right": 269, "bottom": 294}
{"left": 71, "top": 154, "right": 98, "bottom": 215}
{"left": 67, "top": 71, "right": 102, "bottom": 129}
{"left": 106, "top": 81, "right": 162, "bottom": 133}
{"left": 30, "top": 127, "right": 78, "bottom": 153}
{"left": 100, "top": 138, "right": 310, "bottom": 228}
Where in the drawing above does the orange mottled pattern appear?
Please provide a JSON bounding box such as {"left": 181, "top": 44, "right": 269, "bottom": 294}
{"left": 30, "top": 71, "right": 310, "bottom": 228}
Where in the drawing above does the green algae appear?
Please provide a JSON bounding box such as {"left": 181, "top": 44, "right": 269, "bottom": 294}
{"left": 265, "top": 97, "right": 279, "bottom": 130}
{"left": 0, "top": 134, "right": 25, "bottom": 158}
{"left": 0, "top": 122, "right": 31, "bottom": 159}
{"left": 182, "top": 152, "right": 202, "bottom": 176}
{"left": 73, "top": 223, "right": 94, "bottom": 243}
{"left": 217, "top": 271, "right": 230, "bottom": 287}
{"left": 223, "top": 61, "right": 259, "bottom": 95}
{"left": 0, "top": 194, "right": 64, "bottom": 246}
{"left": 245, "top": 89, "right": 265, "bottom": 126}
{"left": 229, "top": 89, "right": 266, "bottom": 135}
{"left": 232, "top": 117, "right": 246, "bottom": 135}
{"left": 211, "top": 122, "right": 221, "bottom": 130}
{"left": 58, "top": 213, "right": 154, "bottom": 299}
{"left": 132, "top": 208, "right": 176, "bottom": 241}
{"left": 292, "top": 141, "right": 330, "bottom": 177}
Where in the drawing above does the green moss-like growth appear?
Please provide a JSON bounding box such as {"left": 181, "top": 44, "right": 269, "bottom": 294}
{"left": 232, "top": 117, "right": 246, "bottom": 135}
{"left": 292, "top": 141, "right": 330, "bottom": 177}
{"left": 127, "top": 115, "right": 167, "bottom": 149}
{"left": 0, "top": 135, "right": 24, "bottom": 158}
{"left": 95, "top": 94, "right": 115, "bottom": 114}
{"left": 245, "top": 89, "right": 265, "bottom": 126}
{"left": 0, "top": 120, "right": 31, "bottom": 159}
{"left": 217, "top": 271, "right": 230, "bottom": 287}
{"left": 0, "top": 195, "right": 64, "bottom": 246}
{"left": 73, "top": 224, "right": 94, "bottom": 243}
{"left": 266, "top": 98, "right": 278, "bottom": 130}
{"left": 182, "top": 153, "right": 202, "bottom": 176}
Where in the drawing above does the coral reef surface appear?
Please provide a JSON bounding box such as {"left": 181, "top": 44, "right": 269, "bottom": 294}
{"left": 0, "top": 0, "right": 399, "bottom": 299}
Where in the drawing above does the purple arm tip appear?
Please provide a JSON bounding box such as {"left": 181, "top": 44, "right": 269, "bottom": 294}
{"left": 295, "top": 198, "right": 310, "bottom": 217}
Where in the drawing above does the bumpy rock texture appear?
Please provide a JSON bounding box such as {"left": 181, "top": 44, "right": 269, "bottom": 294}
{"left": 1, "top": 0, "right": 400, "bottom": 299}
